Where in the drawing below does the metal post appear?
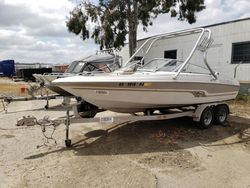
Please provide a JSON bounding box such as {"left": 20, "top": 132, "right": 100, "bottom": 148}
{"left": 66, "top": 110, "right": 70, "bottom": 140}
{"left": 72, "top": 104, "right": 80, "bottom": 118}
{"left": 44, "top": 90, "right": 49, "bottom": 109}
{"left": 65, "top": 110, "right": 71, "bottom": 147}
{"left": 1, "top": 99, "right": 7, "bottom": 113}
{"left": 2, "top": 98, "right": 9, "bottom": 114}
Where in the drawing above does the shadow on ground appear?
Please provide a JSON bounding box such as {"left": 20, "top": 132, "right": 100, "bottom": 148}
{"left": 25, "top": 115, "right": 250, "bottom": 160}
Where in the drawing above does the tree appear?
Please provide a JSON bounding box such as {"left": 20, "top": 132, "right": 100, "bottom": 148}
{"left": 66, "top": 0, "right": 205, "bottom": 57}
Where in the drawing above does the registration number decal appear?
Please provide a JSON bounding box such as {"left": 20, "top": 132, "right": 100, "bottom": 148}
{"left": 118, "top": 82, "right": 151, "bottom": 87}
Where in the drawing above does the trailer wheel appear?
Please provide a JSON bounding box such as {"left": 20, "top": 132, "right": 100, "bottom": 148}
{"left": 198, "top": 107, "right": 214, "bottom": 129}
{"left": 214, "top": 104, "right": 229, "bottom": 125}
{"left": 65, "top": 139, "right": 71, "bottom": 147}
{"left": 77, "top": 101, "right": 98, "bottom": 118}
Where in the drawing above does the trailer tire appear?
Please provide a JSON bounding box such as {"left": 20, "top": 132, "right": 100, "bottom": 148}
{"left": 44, "top": 104, "right": 49, "bottom": 109}
{"left": 77, "top": 101, "right": 98, "bottom": 118}
{"left": 65, "top": 139, "right": 71, "bottom": 147}
{"left": 214, "top": 104, "right": 229, "bottom": 125}
{"left": 198, "top": 107, "right": 214, "bottom": 129}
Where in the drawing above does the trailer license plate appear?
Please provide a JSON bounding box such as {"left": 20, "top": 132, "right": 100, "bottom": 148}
{"left": 100, "top": 117, "right": 113, "bottom": 123}
{"left": 96, "top": 90, "right": 109, "bottom": 95}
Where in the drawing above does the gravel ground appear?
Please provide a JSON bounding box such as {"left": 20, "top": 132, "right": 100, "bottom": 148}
{"left": 0, "top": 99, "right": 250, "bottom": 188}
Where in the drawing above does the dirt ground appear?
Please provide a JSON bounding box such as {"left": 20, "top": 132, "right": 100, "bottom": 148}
{"left": 0, "top": 98, "right": 250, "bottom": 188}
{"left": 0, "top": 77, "right": 54, "bottom": 98}
{"left": 0, "top": 77, "right": 30, "bottom": 97}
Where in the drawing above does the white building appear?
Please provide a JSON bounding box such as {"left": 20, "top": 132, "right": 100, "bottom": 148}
{"left": 119, "top": 17, "right": 250, "bottom": 92}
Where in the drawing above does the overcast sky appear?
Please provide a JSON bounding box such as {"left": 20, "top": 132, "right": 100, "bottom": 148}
{"left": 1, "top": 0, "right": 250, "bottom": 64}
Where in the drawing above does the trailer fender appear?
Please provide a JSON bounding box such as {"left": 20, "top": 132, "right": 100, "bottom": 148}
{"left": 193, "top": 103, "right": 223, "bottom": 122}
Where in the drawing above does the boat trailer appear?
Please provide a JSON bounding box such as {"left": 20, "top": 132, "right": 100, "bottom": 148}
{"left": 16, "top": 102, "right": 229, "bottom": 147}
{"left": 0, "top": 94, "right": 65, "bottom": 113}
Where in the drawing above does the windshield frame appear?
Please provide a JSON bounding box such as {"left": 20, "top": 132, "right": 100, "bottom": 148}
{"left": 137, "top": 58, "right": 184, "bottom": 72}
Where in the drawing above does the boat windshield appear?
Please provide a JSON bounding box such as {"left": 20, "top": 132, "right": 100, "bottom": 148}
{"left": 137, "top": 59, "right": 183, "bottom": 72}
{"left": 65, "top": 61, "right": 86, "bottom": 73}
{"left": 65, "top": 59, "right": 118, "bottom": 74}
{"left": 81, "top": 62, "right": 113, "bottom": 73}
{"left": 65, "top": 48, "right": 122, "bottom": 74}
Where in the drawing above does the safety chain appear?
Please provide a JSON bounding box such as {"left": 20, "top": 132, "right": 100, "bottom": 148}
{"left": 36, "top": 116, "right": 61, "bottom": 147}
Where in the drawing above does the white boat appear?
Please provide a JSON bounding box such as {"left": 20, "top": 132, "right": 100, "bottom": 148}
{"left": 53, "top": 28, "right": 240, "bottom": 113}
{"left": 33, "top": 49, "right": 122, "bottom": 96}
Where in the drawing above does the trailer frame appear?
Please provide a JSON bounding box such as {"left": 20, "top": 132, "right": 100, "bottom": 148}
{"left": 15, "top": 101, "right": 229, "bottom": 147}
{"left": 62, "top": 102, "right": 228, "bottom": 147}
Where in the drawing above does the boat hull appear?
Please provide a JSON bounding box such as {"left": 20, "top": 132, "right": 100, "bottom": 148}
{"left": 63, "top": 88, "right": 238, "bottom": 112}
{"left": 33, "top": 73, "right": 73, "bottom": 96}
{"left": 54, "top": 73, "right": 239, "bottom": 113}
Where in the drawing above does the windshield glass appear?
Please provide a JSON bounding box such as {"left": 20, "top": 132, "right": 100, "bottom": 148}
{"left": 71, "top": 61, "right": 85, "bottom": 73}
{"left": 81, "top": 57, "right": 122, "bottom": 73}
{"left": 65, "top": 61, "right": 80, "bottom": 73}
{"left": 66, "top": 53, "right": 122, "bottom": 74}
{"left": 81, "top": 63, "right": 112, "bottom": 73}
{"left": 137, "top": 58, "right": 183, "bottom": 72}
{"left": 181, "top": 63, "right": 210, "bottom": 74}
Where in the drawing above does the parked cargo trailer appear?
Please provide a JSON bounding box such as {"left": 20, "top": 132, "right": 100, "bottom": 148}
{"left": 16, "top": 68, "right": 52, "bottom": 81}
{"left": 0, "top": 60, "right": 15, "bottom": 77}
